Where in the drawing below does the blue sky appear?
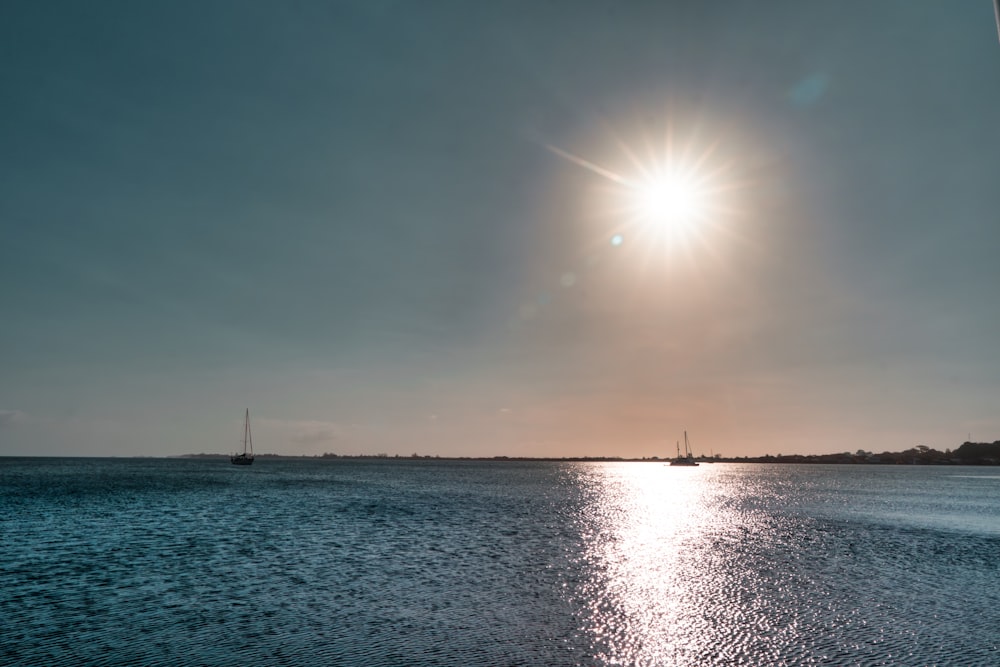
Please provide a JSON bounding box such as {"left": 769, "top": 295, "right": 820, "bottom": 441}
{"left": 2, "top": 1, "right": 999, "bottom": 457}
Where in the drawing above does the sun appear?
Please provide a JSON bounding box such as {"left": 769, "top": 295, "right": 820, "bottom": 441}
{"left": 546, "top": 131, "right": 729, "bottom": 254}
{"left": 631, "top": 170, "right": 708, "bottom": 239}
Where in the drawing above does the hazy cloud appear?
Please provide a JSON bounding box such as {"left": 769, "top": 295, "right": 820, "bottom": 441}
{"left": 258, "top": 419, "right": 343, "bottom": 446}
{"left": 0, "top": 410, "right": 28, "bottom": 427}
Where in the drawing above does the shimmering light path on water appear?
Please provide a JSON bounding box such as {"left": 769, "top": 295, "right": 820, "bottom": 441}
{"left": 2, "top": 458, "right": 999, "bottom": 666}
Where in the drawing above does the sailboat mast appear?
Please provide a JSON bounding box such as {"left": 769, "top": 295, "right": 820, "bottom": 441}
{"left": 243, "top": 408, "right": 250, "bottom": 455}
{"left": 247, "top": 409, "right": 253, "bottom": 456}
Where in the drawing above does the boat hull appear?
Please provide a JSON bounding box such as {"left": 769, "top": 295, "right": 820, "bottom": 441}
{"left": 230, "top": 455, "right": 254, "bottom": 466}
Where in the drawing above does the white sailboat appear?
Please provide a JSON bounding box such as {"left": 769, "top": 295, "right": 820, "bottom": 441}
{"left": 230, "top": 409, "right": 255, "bottom": 466}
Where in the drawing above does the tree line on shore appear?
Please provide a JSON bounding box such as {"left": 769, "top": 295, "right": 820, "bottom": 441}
{"left": 723, "top": 441, "right": 1000, "bottom": 465}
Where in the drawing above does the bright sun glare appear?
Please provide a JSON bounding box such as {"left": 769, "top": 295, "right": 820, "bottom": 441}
{"left": 547, "top": 128, "right": 730, "bottom": 254}
{"left": 632, "top": 171, "right": 707, "bottom": 237}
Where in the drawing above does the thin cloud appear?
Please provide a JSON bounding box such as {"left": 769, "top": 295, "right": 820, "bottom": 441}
{"left": 0, "top": 410, "right": 28, "bottom": 427}
{"left": 290, "top": 428, "right": 341, "bottom": 445}
{"left": 257, "top": 418, "right": 344, "bottom": 446}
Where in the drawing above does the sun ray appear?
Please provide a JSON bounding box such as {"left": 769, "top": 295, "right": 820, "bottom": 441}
{"left": 545, "top": 145, "right": 633, "bottom": 187}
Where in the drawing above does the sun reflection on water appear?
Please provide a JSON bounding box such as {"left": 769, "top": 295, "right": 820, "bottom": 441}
{"left": 564, "top": 464, "right": 999, "bottom": 666}
{"left": 570, "top": 462, "right": 745, "bottom": 666}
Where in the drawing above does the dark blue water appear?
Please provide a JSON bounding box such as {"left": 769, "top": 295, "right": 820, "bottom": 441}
{"left": 2, "top": 459, "right": 998, "bottom": 666}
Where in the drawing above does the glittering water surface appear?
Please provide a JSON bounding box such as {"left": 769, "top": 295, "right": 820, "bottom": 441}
{"left": 2, "top": 459, "right": 999, "bottom": 666}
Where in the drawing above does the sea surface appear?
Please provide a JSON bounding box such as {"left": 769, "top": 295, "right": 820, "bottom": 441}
{"left": 2, "top": 458, "right": 999, "bottom": 666}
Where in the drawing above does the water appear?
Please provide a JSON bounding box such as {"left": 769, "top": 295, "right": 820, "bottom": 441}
{"left": 2, "top": 459, "right": 999, "bottom": 666}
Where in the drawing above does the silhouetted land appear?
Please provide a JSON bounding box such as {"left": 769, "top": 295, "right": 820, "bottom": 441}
{"left": 180, "top": 441, "right": 1000, "bottom": 465}
{"left": 714, "top": 441, "right": 1000, "bottom": 465}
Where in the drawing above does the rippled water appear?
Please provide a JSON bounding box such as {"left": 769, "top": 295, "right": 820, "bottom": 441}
{"left": 2, "top": 458, "right": 999, "bottom": 666}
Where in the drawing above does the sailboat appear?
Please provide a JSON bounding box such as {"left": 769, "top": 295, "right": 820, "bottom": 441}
{"left": 669, "top": 430, "right": 699, "bottom": 466}
{"left": 230, "top": 409, "right": 255, "bottom": 466}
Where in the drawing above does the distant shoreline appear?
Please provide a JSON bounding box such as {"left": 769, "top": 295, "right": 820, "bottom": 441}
{"left": 5, "top": 442, "right": 996, "bottom": 465}
{"left": 175, "top": 441, "right": 1000, "bottom": 466}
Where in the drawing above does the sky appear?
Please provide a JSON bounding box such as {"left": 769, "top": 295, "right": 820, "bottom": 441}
{"left": 2, "top": 1, "right": 1000, "bottom": 458}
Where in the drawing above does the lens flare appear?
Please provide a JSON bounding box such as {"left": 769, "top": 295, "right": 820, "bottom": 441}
{"left": 547, "top": 122, "right": 734, "bottom": 265}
